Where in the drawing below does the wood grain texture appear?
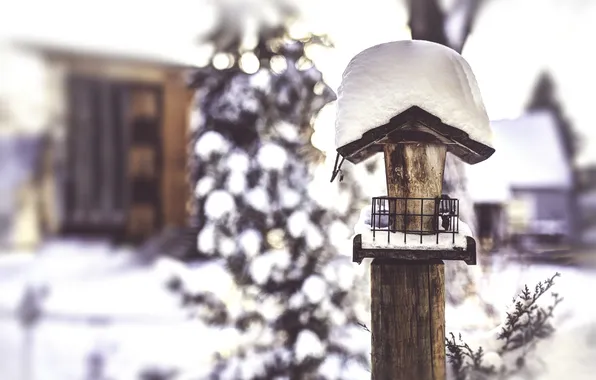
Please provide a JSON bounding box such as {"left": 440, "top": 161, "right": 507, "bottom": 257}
{"left": 371, "top": 259, "right": 445, "bottom": 380}
{"left": 429, "top": 263, "right": 446, "bottom": 379}
{"left": 371, "top": 141, "right": 447, "bottom": 380}
{"left": 383, "top": 143, "right": 446, "bottom": 233}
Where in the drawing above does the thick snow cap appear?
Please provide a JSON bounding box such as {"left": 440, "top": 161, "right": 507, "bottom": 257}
{"left": 335, "top": 40, "right": 494, "bottom": 165}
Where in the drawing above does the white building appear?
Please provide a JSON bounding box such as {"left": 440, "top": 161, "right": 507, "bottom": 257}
{"left": 466, "top": 111, "right": 576, "bottom": 249}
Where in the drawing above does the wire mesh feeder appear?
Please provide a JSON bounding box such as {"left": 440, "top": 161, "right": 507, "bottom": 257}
{"left": 353, "top": 195, "right": 477, "bottom": 265}
{"left": 370, "top": 196, "right": 460, "bottom": 244}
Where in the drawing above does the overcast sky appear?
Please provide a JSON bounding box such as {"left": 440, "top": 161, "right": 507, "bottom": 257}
{"left": 1, "top": 0, "right": 594, "bottom": 165}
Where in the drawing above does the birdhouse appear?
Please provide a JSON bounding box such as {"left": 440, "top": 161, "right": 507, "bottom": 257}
{"left": 331, "top": 40, "right": 495, "bottom": 266}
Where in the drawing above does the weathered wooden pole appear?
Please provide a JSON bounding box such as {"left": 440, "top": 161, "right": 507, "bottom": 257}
{"left": 371, "top": 141, "right": 447, "bottom": 380}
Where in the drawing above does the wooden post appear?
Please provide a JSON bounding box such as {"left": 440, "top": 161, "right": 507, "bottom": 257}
{"left": 371, "top": 142, "right": 447, "bottom": 380}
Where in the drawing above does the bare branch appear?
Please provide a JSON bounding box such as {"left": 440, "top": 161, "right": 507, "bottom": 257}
{"left": 407, "top": 0, "right": 449, "bottom": 45}
{"left": 449, "top": 0, "right": 484, "bottom": 53}
{"left": 407, "top": 0, "right": 485, "bottom": 53}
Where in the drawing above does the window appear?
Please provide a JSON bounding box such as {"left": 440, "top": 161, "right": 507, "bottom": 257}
{"left": 63, "top": 75, "right": 163, "bottom": 240}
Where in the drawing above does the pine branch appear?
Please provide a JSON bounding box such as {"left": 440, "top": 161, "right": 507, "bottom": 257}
{"left": 497, "top": 272, "right": 562, "bottom": 354}
{"left": 445, "top": 332, "right": 496, "bottom": 380}
{"left": 446, "top": 273, "right": 562, "bottom": 379}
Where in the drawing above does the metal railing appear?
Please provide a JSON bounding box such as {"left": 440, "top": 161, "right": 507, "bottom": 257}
{"left": 370, "top": 196, "right": 460, "bottom": 245}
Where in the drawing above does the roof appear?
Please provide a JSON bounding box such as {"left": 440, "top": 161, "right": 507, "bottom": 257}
{"left": 0, "top": 3, "right": 205, "bottom": 69}
{"left": 466, "top": 111, "right": 573, "bottom": 202}
{"left": 335, "top": 106, "right": 495, "bottom": 166}
{"left": 15, "top": 40, "right": 197, "bottom": 70}
{"left": 334, "top": 40, "right": 493, "bottom": 165}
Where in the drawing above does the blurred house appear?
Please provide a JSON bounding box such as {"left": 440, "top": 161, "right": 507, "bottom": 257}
{"left": 578, "top": 166, "right": 596, "bottom": 247}
{"left": 578, "top": 165, "right": 596, "bottom": 191}
{"left": 466, "top": 111, "right": 577, "bottom": 251}
{"left": 0, "top": 40, "right": 194, "bottom": 248}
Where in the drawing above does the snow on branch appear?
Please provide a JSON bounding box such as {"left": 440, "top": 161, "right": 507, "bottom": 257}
{"left": 497, "top": 272, "right": 563, "bottom": 354}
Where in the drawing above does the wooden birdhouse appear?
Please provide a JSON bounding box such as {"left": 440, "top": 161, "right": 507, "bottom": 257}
{"left": 331, "top": 40, "right": 496, "bottom": 380}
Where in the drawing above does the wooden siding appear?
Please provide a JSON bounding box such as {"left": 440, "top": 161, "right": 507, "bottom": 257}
{"left": 162, "top": 72, "right": 192, "bottom": 230}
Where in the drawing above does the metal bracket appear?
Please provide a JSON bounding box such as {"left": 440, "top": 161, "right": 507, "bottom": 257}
{"left": 330, "top": 152, "right": 346, "bottom": 183}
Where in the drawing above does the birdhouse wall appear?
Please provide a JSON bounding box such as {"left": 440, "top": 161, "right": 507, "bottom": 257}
{"left": 383, "top": 143, "right": 446, "bottom": 233}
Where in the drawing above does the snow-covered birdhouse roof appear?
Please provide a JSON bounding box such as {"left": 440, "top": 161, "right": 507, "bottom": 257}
{"left": 466, "top": 111, "right": 573, "bottom": 203}
{"left": 334, "top": 40, "right": 495, "bottom": 166}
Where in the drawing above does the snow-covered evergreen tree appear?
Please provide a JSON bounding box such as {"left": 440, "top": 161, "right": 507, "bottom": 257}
{"left": 170, "top": 16, "right": 370, "bottom": 378}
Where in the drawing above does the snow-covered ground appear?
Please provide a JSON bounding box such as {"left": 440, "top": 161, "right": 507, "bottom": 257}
{"left": 1, "top": 240, "right": 596, "bottom": 380}
{"left": 0, "top": 239, "right": 240, "bottom": 380}
{"left": 448, "top": 252, "right": 596, "bottom": 379}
